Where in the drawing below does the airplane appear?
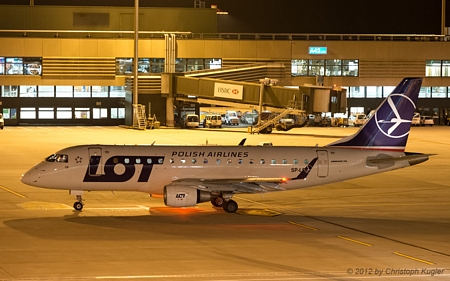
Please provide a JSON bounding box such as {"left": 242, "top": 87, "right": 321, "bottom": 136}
{"left": 21, "top": 78, "right": 430, "bottom": 213}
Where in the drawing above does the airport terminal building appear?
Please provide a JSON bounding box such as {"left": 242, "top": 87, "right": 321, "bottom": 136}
{"left": 0, "top": 5, "right": 450, "bottom": 126}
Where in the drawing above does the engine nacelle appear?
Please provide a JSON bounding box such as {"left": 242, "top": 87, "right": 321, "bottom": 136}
{"left": 163, "top": 185, "right": 211, "bottom": 207}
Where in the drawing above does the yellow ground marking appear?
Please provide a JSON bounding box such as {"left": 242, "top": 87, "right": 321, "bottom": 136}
{"left": 0, "top": 185, "right": 26, "bottom": 198}
{"left": 288, "top": 221, "right": 318, "bottom": 231}
{"left": 336, "top": 235, "right": 372, "bottom": 246}
{"left": 394, "top": 252, "right": 435, "bottom": 265}
{"left": 237, "top": 208, "right": 282, "bottom": 217}
{"left": 18, "top": 201, "right": 72, "bottom": 210}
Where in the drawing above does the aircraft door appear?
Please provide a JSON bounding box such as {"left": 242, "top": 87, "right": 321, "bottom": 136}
{"left": 316, "top": 150, "right": 329, "bottom": 178}
{"left": 88, "top": 147, "right": 104, "bottom": 176}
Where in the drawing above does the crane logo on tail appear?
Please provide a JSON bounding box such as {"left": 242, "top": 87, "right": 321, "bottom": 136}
{"left": 375, "top": 93, "right": 416, "bottom": 139}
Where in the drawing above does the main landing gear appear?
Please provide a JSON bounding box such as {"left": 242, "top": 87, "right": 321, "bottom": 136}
{"left": 211, "top": 194, "right": 239, "bottom": 213}
{"left": 70, "top": 190, "right": 84, "bottom": 211}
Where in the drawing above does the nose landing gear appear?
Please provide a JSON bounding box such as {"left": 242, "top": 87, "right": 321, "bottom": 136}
{"left": 70, "top": 190, "right": 84, "bottom": 211}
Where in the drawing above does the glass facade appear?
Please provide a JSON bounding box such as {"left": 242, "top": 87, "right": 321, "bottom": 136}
{"left": 366, "top": 86, "right": 382, "bottom": 98}
{"left": 425, "top": 60, "right": 450, "bottom": 77}
{"left": 0, "top": 57, "right": 42, "bottom": 75}
{"left": 74, "top": 86, "right": 91, "bottom": 98}
{"left": 426, "top": 60, "right": 441, "bottom": 76}
{"left": 347, "top": 85, "right": 448, "bottom": 98}
{"left": 2, "top": 108, "right": 17, "bottom": 119}
{"left": 0, "top": 85, "right": 126, "bottom": 124}
{"left": 292, "top": 59, "right": 359, "bottom": 77}
{"left": 19, "top": 86, "right": 37, "bottom": 97}
{"left": 115, "top": 58, "right": 222, "bottom": 75}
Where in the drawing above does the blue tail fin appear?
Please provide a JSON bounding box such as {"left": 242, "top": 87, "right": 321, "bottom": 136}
{"left": 328, "top": 78, "right": 422, "bottom": 151}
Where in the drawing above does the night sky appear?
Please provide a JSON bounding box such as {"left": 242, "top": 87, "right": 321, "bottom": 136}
{"left": 0, "top": 0, "right": 448, "bottom": 34}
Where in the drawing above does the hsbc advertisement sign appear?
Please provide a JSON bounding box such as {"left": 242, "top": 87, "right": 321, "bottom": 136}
{"left": 214, "top": 83, "right": 243, "bottom": 100}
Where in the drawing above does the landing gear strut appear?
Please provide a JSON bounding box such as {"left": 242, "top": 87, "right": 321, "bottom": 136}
{"left": 70, "top": 190, "right": 84, "bottom": 211}
{"left": 73, "top": 195, "right": 84, "bottom": 211}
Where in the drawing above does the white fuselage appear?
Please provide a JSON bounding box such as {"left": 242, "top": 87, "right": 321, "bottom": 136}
{"left": 21, "top": 144, "right": 410, "bottom": 194}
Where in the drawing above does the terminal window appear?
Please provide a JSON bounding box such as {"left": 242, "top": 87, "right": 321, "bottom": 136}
{"left": 115, "top": 58, "right": 221, "bottom": 74}
{"left": 292, "top": 59, "right": 358, "bottom": 77}
{"left": 426, "top": 60, "right": 450, "bottom": 77}
{"left": 19, "top": 86, "right": 37, "bottom": 97}
{"left": 1, "top": 86, "right": 18, "bottom": 97}
{"left": 2, "top": 108, "right": 16, "bottom": 119}
{"left": 431, "top": 87, "right": 447, "bottom": 98}
{"left": 0, "top": 57, "right": 42, "bottom": 76}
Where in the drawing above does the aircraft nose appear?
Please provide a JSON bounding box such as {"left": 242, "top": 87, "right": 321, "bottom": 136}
{"left": 21, "top": 169, "right": 37, "bottom": 186}
{"left": 21, "top": 172, "right": 30, "bottom": 185}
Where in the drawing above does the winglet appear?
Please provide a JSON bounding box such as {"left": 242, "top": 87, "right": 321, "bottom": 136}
{"left": 327, "top": 78, "right": 422, "bottom": 152}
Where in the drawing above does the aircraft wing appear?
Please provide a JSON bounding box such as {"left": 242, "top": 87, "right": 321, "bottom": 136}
{"left": 167, "top": 157, "right": 318, "bottom": 194}
{"left": 170, "top": 177, "right": 288, "bottom": 194}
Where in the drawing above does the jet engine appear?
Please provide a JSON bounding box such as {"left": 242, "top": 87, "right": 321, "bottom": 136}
{"left": 163, "top": 185, "right": 211, "bottom": 207}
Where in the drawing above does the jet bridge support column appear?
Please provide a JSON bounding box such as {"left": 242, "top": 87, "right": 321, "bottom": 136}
{"left": 162, "top": 73, "right": 178, "bottom": 127}
{"left": 258, "top": 81, "right": 265, "bottom": 125}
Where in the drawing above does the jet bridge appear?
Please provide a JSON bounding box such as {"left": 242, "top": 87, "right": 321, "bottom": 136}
{"left": 175, "top": 76, "right": 347, "bottom": 132}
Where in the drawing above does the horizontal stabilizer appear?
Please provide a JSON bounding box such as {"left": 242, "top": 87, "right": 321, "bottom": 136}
{"left": 367, "top": 153, "right": 431, "bottom": 168}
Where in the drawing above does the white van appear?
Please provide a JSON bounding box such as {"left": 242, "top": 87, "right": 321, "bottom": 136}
{"left": 411, "top": 112, "right": 421, "bottom": 126}
{"left": 349, "top": 113, "right": 367, "bottom": 127}
{"left": 203, "top": 114, "right": 222, "bottom": 128}
{"left": 184, "top": 114, "right": 200, "bottom": 128}
{"left": 420, "top": 116, "right": 434, "bottom": 126}
{"left": 225, "top": 110, "right": 240, "bottom": 125}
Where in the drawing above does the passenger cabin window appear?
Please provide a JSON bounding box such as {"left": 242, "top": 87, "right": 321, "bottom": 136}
{"left": 192, "top": 158, "right": 197, "bottom": 164}
{"left": 282, "top": 159, "right": 287, "bottom": 164}
{"left": 249, "top": 159, "right": 254, "bottom": 164}
{"left": 169, "top": 158, "right": 174, "bottom": 164}
{"left": 216, "top": 159, "right": 221, "bottom": 164}
{"left": 260, "top": 159, "right": 265, "bottom": 164}
{"left": 271, "top": 159, "right": 276, "bottom": 164}
{"left": 45, "top": 154, "right": 68, "bottom": 163}
{"left": 227, "top": 159, "right": 232, "bottom": 164}
{"left": 203, "top": 159, "right": 208, "bottom": 164}
{"left": 293, "top": 159, "right": 298, "bottom": 164}
{"left": 238, "top": 159, "right": 243, "bottom": 164}
{"left": 158, "top": 158, "right": 164, "bottom": 164}
{"left": 147, "top": 158, "right": 152, "bottom": 164}
{"left": 181, "top": 159, "right": 186, "bottom": 164}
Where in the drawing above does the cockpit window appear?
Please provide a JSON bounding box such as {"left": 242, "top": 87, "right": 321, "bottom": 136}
{"left": 45, "top": 154, "right": 68, "bottom": 163}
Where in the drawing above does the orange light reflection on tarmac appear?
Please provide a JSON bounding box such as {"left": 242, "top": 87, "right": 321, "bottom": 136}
{"left": 150, "top": 206, "right": 216, "bottom": 215}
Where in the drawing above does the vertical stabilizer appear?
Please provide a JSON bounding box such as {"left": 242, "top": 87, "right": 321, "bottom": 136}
{"left": 327, "top": 78, "right": 422, "bottom": 151}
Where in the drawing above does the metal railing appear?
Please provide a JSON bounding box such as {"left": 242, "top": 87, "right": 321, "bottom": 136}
{"left": 0, "top": 29, "right": 448, "bottom": 42}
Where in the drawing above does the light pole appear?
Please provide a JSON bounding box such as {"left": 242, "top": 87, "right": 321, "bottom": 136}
{"left": 442, "top": 0, "right": 446, "bottom": 35}
{"left": 133, "top": 0, "right": 139, "bottom": 125}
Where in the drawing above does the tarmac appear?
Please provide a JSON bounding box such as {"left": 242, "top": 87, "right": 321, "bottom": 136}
{"left": 0, "top": 125, "right": 449, "bottom": 280}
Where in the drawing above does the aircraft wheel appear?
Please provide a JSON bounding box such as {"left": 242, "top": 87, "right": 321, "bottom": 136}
{"left": 211, "top": 196, "right": 224, "bottom": 207}
{"left": 73, "top": 202, "right": 83, "bottom": 211}
{"left": 223, "top": 200, "right": 238, "bottom": 213}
